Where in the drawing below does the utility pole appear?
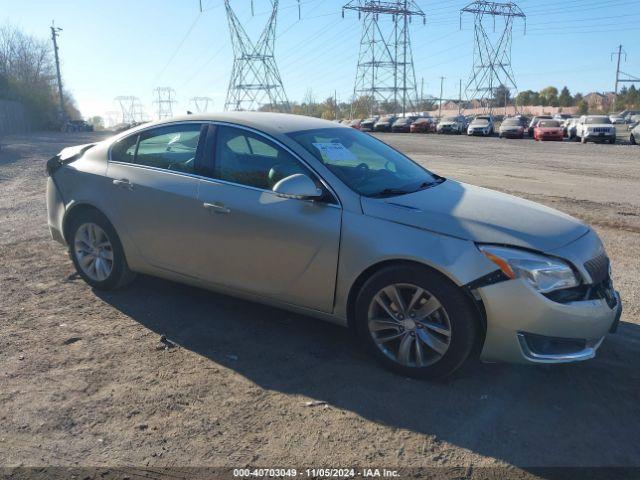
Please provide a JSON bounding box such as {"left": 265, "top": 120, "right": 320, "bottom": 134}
{"left": 50, "top": 22, "right": 65, "bottom": 123}
{"left": 458, "top": 78, "right": 462, "bottom": 115}
{"left": 609, "top": 45, "right": 638, "bottom": 113}
{"left": 612, "top": 45, "right": 626, "bottom": 113}
{"left": 438, "top": 76, "right": 445, "bottom": 119}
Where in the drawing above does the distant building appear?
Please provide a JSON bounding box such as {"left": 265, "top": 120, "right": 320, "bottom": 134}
{"left": 584, "top": 92, "right": 616, "bottom": 112}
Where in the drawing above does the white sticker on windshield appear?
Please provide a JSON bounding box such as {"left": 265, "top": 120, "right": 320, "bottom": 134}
{"left": 312, "top": 142, "right": 356, "bottom": 162}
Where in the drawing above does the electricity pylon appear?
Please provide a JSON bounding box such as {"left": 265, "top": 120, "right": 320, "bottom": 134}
{"left": 114, "top": 96, "right": 139, "bottom": 124}
{"left": 343, "top": 0, "right": 425, "bottom": 117}
{"left": 190, "top": 96, "right": 213, "bottom": 113}
{"left": 460, "top": 1, "right": 525, "bottom": 114}
{"left": 153, "top": 87, "right": 177, "bottom": 120}
{"left": 224, "top": 0, "right": 289, "bottom": 112}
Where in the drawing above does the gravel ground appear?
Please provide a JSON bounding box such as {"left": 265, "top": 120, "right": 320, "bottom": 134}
{"left": 0, "top": 131, "right": 639, "bottom": 478}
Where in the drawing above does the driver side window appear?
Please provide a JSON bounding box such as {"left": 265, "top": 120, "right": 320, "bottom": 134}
{"left": 214, "top": 126, "right": 308, "bottom": 190}
{"left": 134, "top": 124, "right": 203, "bottom": 173}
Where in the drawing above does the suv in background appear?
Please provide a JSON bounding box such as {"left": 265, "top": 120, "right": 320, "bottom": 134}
{"left": 374, "top": 115, "right": 397, "bottom": 132}
{"left": 64, "top": 120, "right": 94, "bottom": 132}
{"left": 437, "top": 115, "right": 466, "bottom": 134}
{"left": 467, "top": 115, "right": 495, "bottom": 136}
{"left": 359, "top": 116, "right": 379, "bottom": 132}
{"left": 575, "top": 115, "right": 617, "bottom": 144}
{"left": 499, "top": 117, "right": 525, "bottom": 139}
{"left": 391, "top": 116, "right": 419, "bottom": 133}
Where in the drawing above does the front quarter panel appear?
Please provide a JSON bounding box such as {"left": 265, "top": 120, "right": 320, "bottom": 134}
{"left": 333, "top": 210, "right": 496, "bottom": 322}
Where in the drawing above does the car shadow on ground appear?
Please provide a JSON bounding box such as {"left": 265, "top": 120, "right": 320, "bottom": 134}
{"left": 95, "top": 274, "right": 640, "bottom": 471}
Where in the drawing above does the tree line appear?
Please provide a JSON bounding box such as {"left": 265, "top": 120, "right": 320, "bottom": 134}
{"left": 0, "top": 24, "right": 79, "bottom": 130}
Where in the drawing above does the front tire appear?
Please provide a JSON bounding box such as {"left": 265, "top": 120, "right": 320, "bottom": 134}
{"left": 354, "top": 265, "right": 479, "bottom": 380}
{"left": 68, "top": 210, "right": 136, "bottom": 290}
{"left": 631, "top": 134, "right": 637, "bottom": 145}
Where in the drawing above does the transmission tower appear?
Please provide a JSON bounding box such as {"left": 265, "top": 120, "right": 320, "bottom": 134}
{"left": 611, "top": 45, "right": 639, "bottom": 112}
{"left": 153, "top": 87, "right": 177, "bottom": 120}
{"left": 343, "top": 1, "right": 425, "bottom": 117}
{"left": 105, "top": 111, "right": 120, "bottom": 128}
{"left": 460, "top": 1, "right": 525, "bottom": 114}
{"left": 114, "top": 96, "right": 139, "bottom": 124}
{"left": 224, "top": 0, "right": 289, "bottom": 112}
{"left": 190, "top": 96, "right": 214, "bottom": 113}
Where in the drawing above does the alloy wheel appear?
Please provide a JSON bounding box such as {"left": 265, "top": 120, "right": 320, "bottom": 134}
{"left": 74, "top": 222, "right": 114, "bottom": 282}
{"left": 367, "top": 283, "right": 452, "bottom": 367}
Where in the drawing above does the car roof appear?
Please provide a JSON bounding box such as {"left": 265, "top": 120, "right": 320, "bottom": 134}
{"left": 125, "top": 112, "right": 347, "bottom": 136}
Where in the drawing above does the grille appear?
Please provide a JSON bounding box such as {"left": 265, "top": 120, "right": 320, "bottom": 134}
{"left": 584, "top": 253, "right": 610, "bottom": 284}
{"left": 591, "top": 127, "right": 611, "bottom": 133}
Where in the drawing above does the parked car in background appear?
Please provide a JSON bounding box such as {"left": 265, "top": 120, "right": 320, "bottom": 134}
{"left": 565, "top": 117, "right": 579, "bottom": 139}
{"left": 575, "top": 115, "right": 616, "bottom": 144}
{"left": 534, "top": 119, "right": 564, "bottom": 142}
{"left": 374, "top": 115, "right": 397, "bottom": 132}
{"left": 467, "top": 115, "right": 494, "bottom": 136}
{"left": 527, "top": 115, "right": 552, "bottom": 137}
{"left": 553, "top": 113, "right": 572, "bottom": 122}
{"left": 410, "top": 117, "right": 435, "bottom": 134}
{"left": 349, "top": 119, "right": 362, "bottom": 130}
{"left": 360, "top": 116, "right": 379, "bottom": 132}
{"left": 627, "top": 115, "right": 640, "bottom": 131}
{"left": 46, "top": 112, "right": 622, "bottom": 379}
{"left": 499, "top": 117, "right": 525, "bottom": 139}
{"left": 64, "top": 120, "right": 94, "bottom": 132}
{"left": 610, "top": 113, "right": 627, "bottom": 125}
{"left": 630, "top": 122, "right": 639, "bottom": 145}
{"left": 437, "top": 115, "right": 466, "bottom": 134}
{"left": 391, "top": 116, "right": 419, "bottom": 133}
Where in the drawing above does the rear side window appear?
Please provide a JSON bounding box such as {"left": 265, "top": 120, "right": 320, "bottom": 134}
{"left": 110, "top": 123, "right": 203, "bottom": 174}
{"left": 111, "top": 134, "right": 138, "bottom": 164}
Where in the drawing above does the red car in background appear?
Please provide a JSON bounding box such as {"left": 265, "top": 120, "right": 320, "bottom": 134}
{"left": 534, "top": 119, "right": 564, "bottom": 141}
{"left": 410, "top": 117, "right": 435, "bottom": 133}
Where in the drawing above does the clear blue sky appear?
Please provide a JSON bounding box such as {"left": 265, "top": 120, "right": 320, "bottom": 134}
{"left": 3, "top": 0, "right": 639, "bottom": 120}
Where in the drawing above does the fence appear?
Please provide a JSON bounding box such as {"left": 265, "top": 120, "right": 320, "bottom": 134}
{"left": 0, "top": 99, "right": 30, "bottom": 134}
{"left": 428, "top": 105, "right": 579, "bottom": 118}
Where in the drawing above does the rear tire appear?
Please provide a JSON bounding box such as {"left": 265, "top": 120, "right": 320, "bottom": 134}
{"left": 631, "top": 134, "right": 637, "bottom": 145}
{"left": 67, "top": 210, "right": 136, "bottom": 290}
{"left": 354, "top": 265, "right": 479, "bottom": 380}
{"left": 581, "top": 136, "right": 587, "bottom": 144}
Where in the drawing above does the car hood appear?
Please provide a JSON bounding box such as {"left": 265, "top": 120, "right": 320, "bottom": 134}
{"left": 439, "top": 122, "right": 457, "bottom": 126}
{"left": 361, "top": 180, "right": 589, "bottom": 252}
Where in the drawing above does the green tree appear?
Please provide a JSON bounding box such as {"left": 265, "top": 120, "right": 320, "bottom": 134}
{"left": 577, "top": 99, "right": 588, "bottom": 115}
{"left": 558, "top": 86, "right": 573, "bottom": 107}
{"left": 540, "top": 86, "right": 559, "bottom": 107}
{"left": 87, "top": 116, "right": 104, "bottom": 130}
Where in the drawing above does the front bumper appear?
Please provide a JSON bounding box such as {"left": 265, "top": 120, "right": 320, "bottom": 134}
{"left": 584, "top": 132, "right": 616, "bottom": 141}
{"left": 478, "top": 278, "right": 621, "bottom": 364}
{"left": 468, "top": 129, "right": 490, "bottom": 136}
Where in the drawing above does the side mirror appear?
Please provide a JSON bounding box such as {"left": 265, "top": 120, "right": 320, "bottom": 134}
{"left": 273, "top": 174, "right": 323, "bottom": 200}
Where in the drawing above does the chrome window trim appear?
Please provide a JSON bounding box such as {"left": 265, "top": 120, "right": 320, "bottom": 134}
{"left": 107, "top": 120, "right": 342, "bottom": 208}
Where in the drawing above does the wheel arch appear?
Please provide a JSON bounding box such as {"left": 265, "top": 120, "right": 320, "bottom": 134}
{"left": 344, "top": 258, "right": 487, "bottom": 355}
{"left": 62, "top": 202, "right": 116, "bottom": 244}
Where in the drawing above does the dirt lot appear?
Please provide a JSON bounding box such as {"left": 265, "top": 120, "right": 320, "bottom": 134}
{"left": 1, "top": 131, "right": 639, "bottom": 478}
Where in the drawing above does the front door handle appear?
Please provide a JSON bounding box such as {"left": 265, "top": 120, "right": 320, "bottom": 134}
{"left": 112, "top": 178, "right": 133, "bottom": 190}
{"left": 203, "top": 202, "right": 231, "bottom": 214}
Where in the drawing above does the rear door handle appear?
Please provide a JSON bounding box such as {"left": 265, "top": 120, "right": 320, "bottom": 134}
{"left": 112, "top": 178, "right": 133, "bottom": 190}
{"left": 203, "top": 202, "right": 231, "bottom": 214}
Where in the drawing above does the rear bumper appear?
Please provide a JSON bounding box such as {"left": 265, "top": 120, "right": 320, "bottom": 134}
{"left": 478, "top": 279, "right": 621, "bottom": 364}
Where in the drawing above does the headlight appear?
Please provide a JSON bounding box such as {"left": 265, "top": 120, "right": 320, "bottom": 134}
{"left": 478, "top": 245, "right": 580, "bottom": 293}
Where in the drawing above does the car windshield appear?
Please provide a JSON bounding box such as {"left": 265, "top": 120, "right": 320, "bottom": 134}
{"left": 502, "top": 119, "right": 520, "bottom": 126}
{"left": 414, "top": 118, "right": 430, "bottom": 124}
{"left": 443, "top": 116, "right": 457, "bottom": 122}
{"left": 288, "top": 128, "right": 441, "bottom": 197}
{"left": 379, "top": 116, "right": 394, "bottom": 122}
{"left": 539, "top": 120, "right": 561, "bottom": 128}
{"left": 585, "top": 116, "right": 612, "bottom": 124}
{"left": 471, "top": 119, "right": 489, "bottom": 125}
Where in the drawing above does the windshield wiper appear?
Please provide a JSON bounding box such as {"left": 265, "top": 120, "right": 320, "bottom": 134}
{"left": 369, "top": 188, "right": 413, "bottom": 198}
